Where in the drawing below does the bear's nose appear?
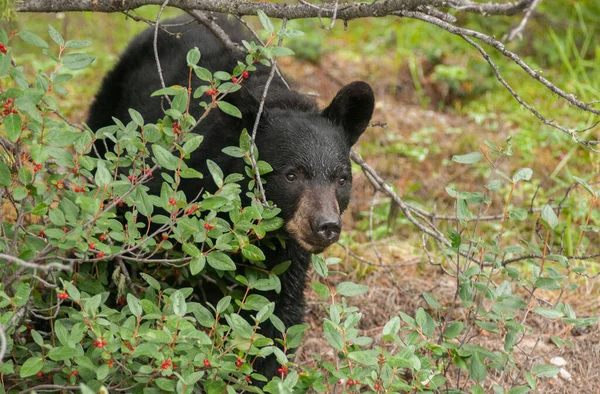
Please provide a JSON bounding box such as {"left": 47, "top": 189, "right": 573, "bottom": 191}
{"left": 313, "top": 216, "right": 342, "bottom": 244}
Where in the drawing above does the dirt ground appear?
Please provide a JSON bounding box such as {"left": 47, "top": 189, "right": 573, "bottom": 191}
{"left": 278, "top": 54, "right": 600, "bottom": 393}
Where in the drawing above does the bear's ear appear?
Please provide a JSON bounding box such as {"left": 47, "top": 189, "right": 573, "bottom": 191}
{"left": 322, "top": 81, "right": 374, "bottom": 146}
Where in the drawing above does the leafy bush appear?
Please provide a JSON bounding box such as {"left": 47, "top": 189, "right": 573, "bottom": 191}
{"left": 0, "top": 12, "right": 598, "bottom": 394}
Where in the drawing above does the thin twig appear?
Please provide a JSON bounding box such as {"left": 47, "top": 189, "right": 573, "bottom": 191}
{"left": 505, "top": 0, "right": 543, "bottom": 42}
{"left": 0, "top": 253, "right": 73, "bottom": 272}
{"left": 249, "top": 17, "right": 288, "bottom": 206}
{"left": 153, "top": 0, "right": 172, "bottom": 106}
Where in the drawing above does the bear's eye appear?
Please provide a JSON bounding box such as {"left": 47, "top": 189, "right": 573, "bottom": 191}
{"left": 338, "top": 177, "right": 347, "bottom": 186}
{"left": 286, "top": 173, "right": 297, "bottom": 182}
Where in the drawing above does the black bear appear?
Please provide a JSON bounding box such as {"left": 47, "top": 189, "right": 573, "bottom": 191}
{"left": 87, "top": 14, "right": 374, "bottom": 378}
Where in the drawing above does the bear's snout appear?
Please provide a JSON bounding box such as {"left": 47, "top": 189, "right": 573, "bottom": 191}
{"left": 312, "top": 215, "right": 342, "bottom": 245}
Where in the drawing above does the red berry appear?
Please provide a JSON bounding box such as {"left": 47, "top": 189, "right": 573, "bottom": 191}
{"left": 374, "top": 384, "right": 379, "bottom": 390}
{"left": 169, "top": 198, "right": 176, "bottom": 206}
{"left": 161, "top": 233, "right": 168, "bottom": 241}
{"left": 205, "top": 88, "right": 213, "bottom": 96}
{"left": 232, "top": 76, "right": 238, "bottom": 83}
{"left": 37, "top": 371, "right": 43, "bottom": 377}
{"left": 204, "top": 222, "right": 214, "bottom": 230}
{"left": 3, "top": 104, "right": 7, "bottom": 109}
{"left": 0, "top": 44, "right": 6, "bottom": 54}
{"left": 89, "top": 242, "right": 95, "bottom": 249}
{"left": 246, "top": 376, "right": 251, "bottom": 383}
{"left": 99, "top": 234, "right": 105, "bottom": 241}
{"left": 3, "top": 109, "right": 9, "bottom": 116}
{"left": 58, "top": 291, "right": 68, "bottom": 300}
{"left": 97, "top": 252, "right": 105, "bottom": 258}
{"left": 7, "top": 98, "right": 12, "bottom": 104}
{"left": 337, "top": 379, "right": 342, "bottom": 385}
{"left": 277, "top": 368, "right": 282, "bottom": 374}
{"left": 72, "top": 370, "right": 78, "bottom": 376}
{"left": 203, "top": 358, "right": 211, "bottom": 367}
{"left": 242, "top": 70, "right": 249, "bottom": 79}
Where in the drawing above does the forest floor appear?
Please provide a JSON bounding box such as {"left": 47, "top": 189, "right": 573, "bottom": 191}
{"left": 280, "top": 54, "right": 600, "bottom": 393}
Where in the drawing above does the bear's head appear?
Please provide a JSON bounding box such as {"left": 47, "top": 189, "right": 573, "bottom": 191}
{"left": 255, "top": 81, "right": 374, "bottom": 253}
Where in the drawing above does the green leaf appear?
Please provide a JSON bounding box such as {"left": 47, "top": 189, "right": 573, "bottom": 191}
{"left": 486, "top": 179, "right": 503, "bottom": 191}
{"left": 95, "top": 160, "right": 111, "bottom": 186}
{"left": 190, "top": 256, "right": 206, "bottom": 275}
{"left": 152, "top": 144, "right": 179, "bottom": 170}
{"left": 65, "top": 40, "right": 92, "bottom": 48}
{"left": 257, "top": 10, "right": 274, "bottom": 33}
{"left": 20, "top": 357, "right": 43, "bottom": 377}
{"left": 182, "top": 135, "right": 204, "bottom": 155}
{"left": 128, "top": 108, "right": 144, "bottom": 127}
{"left": 141, "top": 272, "right": 161, "bottom": 290}
{"left": 216, "top": 296, "right": 231, "bottom": 314}
{"left": 448, "top": 229, "right": 461, "bottom": 249}
{"left": 336, "top": 281, "right": 369, "bottom": 297}
{"left": 62, "top": 53, "right": 96, "bottom": 70}
{"left": 172, "top": 290, "right": 186, "bottom": 317}
{"left": 533, "top": 306, "right": 564, "bottom": 319}
{"left": 242, "top": 244, "right": 266, "bottom": 261}
{"left": 531, "top": 364, "right": 559, "bottom": 378}
{"left": 47, "top": 346, "right": 78, "bottom": 361}
{"left": 311, "top": 254, "right": 328, "bottom": 277}
{"left": 541, "top": 204, "right": 558, "bottom": 229}
{"left": 187, "top": 47, "right": 201, "bottom": 66}
{"left": 127, "top": 293, "right": 142, "bottom": 317}
{"left": 49, "top": 208, "right": 66, "bottom": 226}
{"left": 512, "top": 168, "right": 533, "bottom": 183}
{"left": 217, "top": 101, "right": 242, "bottom": 118}
{"left": 44, "top": 129, "right": 82, "bottom": 147}
{"left": 48, "top": 25, "right": 64, "bottom": 46}
{"left": 443, "top": 321, "right": 464, "bottom": 339}
{"left": 0, "top": 161, "right": 12, "bottom": 187}
{"left": 4, "top": 113, "right": 22, "bottom": 142}
{"left": 573, "top": 176, "right": 595, "bottom": 197}
{"left": 206, "top": 251, "right": 236, "bottom": 271}
{"left": 452, "top": 151, "right": 482, "bottom": 164}
{"left": 19, "top": 31, "right": 48, "bottom": 48}
{"left": 415, "top": 307, "right": 435, "bottom": 336}
{"left": 206, "top": 159, "right": 223, "bottom": 187}
{"left": 469, "top": 352, "right": 487, "bottom": 382}
{"left": 270, "top": 47, "right": 295, "bottom": 57}
{"left": 323, "top": 320, "right": 344, "bottom": 350}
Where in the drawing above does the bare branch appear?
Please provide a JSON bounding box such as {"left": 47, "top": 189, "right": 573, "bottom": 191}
{"left": 153, "top": 0, "right": 172, "bottom": 105}
{"left": 15, "top": 0, "right": 535, "bottom": 18}
{"left": 505, "top": 0, "right": 542, "bottom": 42}
{"left": 0, "top": 253, "right": 73, "bottom": 272}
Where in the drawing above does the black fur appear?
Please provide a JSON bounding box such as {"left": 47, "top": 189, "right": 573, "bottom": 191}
{"left": 87, "top": 14, "right": 374, "bottom": 379}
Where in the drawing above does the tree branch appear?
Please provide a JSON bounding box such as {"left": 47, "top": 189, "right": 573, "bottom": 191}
{"left": 15, "top": 0, "right": 535, "bottom": 18}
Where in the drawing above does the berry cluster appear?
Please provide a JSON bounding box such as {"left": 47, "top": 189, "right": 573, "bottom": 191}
{"left": 203, "top": 358, "right": 211, "bottom": 367}
{"left": 172, "top": 122, "right": 181, "bottom": 135}
{"left": 0, "top": 43, "right": 7, "bottom": 54}
{"left": 93, "top": 338, "right": 108, "bottom": 348}
{"left": 123, "top": 341, "right": 135, "bottom": 352}
{"left": 277, "top": 364, "right": 289, "bottom": 376}
{"left": 33, "top": 162, "right": 43, "bottom": 172}
{"left": 205, "top": 88, "right": 218, "bottom": 96}
{"left": 2, "top": 98, "right": 16, "bottom": 116}
{"left": 186, "top": 205, "right": 199, "bottom": 215}
{"left": 169, "top": 198, "right": 176, "bottom": 206}
{"left": 57, "top": 291, "right": 68, "bottom": 300}
{"left": 160, "top": 359, "right": 172, "bottom": 370}
{"left": 235, "top": 357, "right": 244, "bottom": 368}
{"left": 204, "top": 222, "right": 214, "bottom": 231}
